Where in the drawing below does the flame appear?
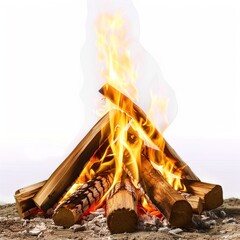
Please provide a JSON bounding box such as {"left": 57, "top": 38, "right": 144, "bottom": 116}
{"left": 139, "top": 196, "right": 164, "bottom": 220}
{"left": 59, "top": 10, "right": 186, "bottom": 208}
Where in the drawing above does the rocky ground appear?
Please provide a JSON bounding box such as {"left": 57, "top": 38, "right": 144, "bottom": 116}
{"left": 0, "top": 198, "right": 240, "bottom": 240}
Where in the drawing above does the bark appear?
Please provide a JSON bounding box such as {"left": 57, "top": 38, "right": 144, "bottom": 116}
{"left": 181, "top": 179, "right": 223, "bottom": 210}
{"left": 15, "top": 180, "right": 46, "bottom": 218}
{"left": 106, "top": 178, "right": 138, "bottom": 234}
{"left": 33, "top": 111, "right": 117, "bottom": 211}
{"left": 53, "top": 173, "right": 113, "bottom": 227}
{"left": 140, "top": 155, "right": 192, "bottom": 227}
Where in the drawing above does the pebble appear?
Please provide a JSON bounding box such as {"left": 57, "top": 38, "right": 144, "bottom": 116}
{"left": 222, "top": 218, "right": 237, "bottom": 224}
{"left": 158, "top": 227, "right": 169, "bottom": 232}
{"left": 22, "top": 220, "right": 27, "bottom": 227}
{"left": 70, "top": 224, "right": 86, "bottom": 232}
{"left": 169, "top": 228, "right": 183, "bottom": 234}
{"left": 29, "top": 229, "right": 42, "bottom": 236}
{"left": 201, "top": 215, "right": 210, "bottom": 221}
{"left": 219, "top": 210, "right": 227, "bottom": 218}
{"left": 20, "top": 230, "right": 28, "bottom": 235}
{"left": 207, "top": 220, "right": 217, "bottom": 226}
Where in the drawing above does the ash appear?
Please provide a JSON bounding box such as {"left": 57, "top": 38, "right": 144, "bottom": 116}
{"left": 1, "top": 199, "right": 240, "bottom": 240}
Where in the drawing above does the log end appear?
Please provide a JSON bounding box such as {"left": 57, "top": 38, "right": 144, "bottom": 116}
{"left": 107, "top": 208, "right": 138, "bottom": 234}
{"left": 53, "top": 208, "right": 79, "bottom": 228}
{"left": 205, "top": 185, "right": 223, "bottom": 210}
{"left": 169, "top": 200, "right": 192, "bottom": 228}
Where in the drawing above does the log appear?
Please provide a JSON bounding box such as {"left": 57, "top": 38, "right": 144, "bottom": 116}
{"left": 33, "top": 111, "right": 117, "bottom": 212}
{"left": 15, "top": 180, "right": 46, "bottom": 218}
{"left": 184, "top": 195, "right": 204, "bottom": 214}
{"left": 106, "top": 178, "right": 138, "bottom": 234}
{"left": 140, "top": 155, "right": 192, "bottom": 227}
{"left": 53, "top": 173, "right": 113, "bottom": 227}
{"left": 181, "top": 179, "right": 223, "bottom": 210}
{"left": 99, "top": 84, "right": 199, "bottom": 181}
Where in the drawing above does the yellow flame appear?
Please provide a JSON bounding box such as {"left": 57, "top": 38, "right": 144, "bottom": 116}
{"left": 59, "top": 11, "right": 186, "bottom": 205}
{"left": 95, "top": 12, "right": 138, "bottom": 101}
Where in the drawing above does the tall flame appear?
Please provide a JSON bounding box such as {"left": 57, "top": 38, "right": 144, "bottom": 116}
{"left": 60, "top": 6, "right": 185, "bottom": 205}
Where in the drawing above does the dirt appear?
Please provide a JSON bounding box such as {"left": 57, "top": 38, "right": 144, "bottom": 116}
{"left": 0, "top": 198, "right": 240, "bottom": 240}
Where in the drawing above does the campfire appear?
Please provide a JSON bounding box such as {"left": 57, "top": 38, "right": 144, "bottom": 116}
{"left": 15, "top": 84, "right": 223, "bottom": 233}
{"left": 15, "top": 1, "right": 223, "bottom": 235}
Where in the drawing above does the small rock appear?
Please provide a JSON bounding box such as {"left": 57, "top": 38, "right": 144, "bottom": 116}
{"left": 220, "top": 230, "right": 227, "bottom": 234}
{"left": 207, "top": 220, "right": 217, "bottom": 226}
{"left": 206, "top": 211, "right": 218, "bottom": 219}
{"left": 201, "top": 215, "right": 210, "bottom": 221}
{"left": 222, "top": 218, "right": 237, "bottom": 224}
{"left": 169, "top": 228, "right": 183, "bottom": 236}
{"left": 29, "top": 229, "right": 42, "bottom": 236}
{"left": 20, "top": 230, "right": 28, "bottom": 235}
{"left": 70, "top": 224, "right": 86, "bottom": 232}
{"left": 158, "top": 227, "right": 169, "bottom": 232}
{"left": 219, "top": 210, "right": 227, "bottom": 218}
{"left": 192, "top": 215, "right": 211, "bottom": 230}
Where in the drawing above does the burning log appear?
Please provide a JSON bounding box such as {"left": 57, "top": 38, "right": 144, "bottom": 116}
{"left": 181, "top": 179, "right": 223, "bottom": 210}
{"left": 53, "top": 173, "right": 113, "bottom": 227}
{"left": 106, "top": 178, "right": 138, "bottom": 234}
{"left": 99, "top": 84, "right": 199, "bottom": 181}
{"left": 15, "top": 180, "right": 46, "bottom": 218}
{"left": 33, "top": 111, "right": 117, "bottom": 212}
{"left": 140, "top": 155, "right": 192, "bottom": 227}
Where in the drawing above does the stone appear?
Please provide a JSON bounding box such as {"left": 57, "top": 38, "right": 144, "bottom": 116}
{"left": 169, "top": 228, "right": 183, "bottom": 235}
{"left": 222, "top": 218, "right": 237, "bottom": 224}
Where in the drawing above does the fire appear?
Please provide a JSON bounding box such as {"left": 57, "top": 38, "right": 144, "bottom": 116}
{"left": 60, "top": 10, "right": 186, "bottom": 206}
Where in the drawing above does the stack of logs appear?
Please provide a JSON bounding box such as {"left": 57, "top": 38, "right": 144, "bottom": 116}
{"left": 15, "top": 84, "right": 223, "bottom": 234}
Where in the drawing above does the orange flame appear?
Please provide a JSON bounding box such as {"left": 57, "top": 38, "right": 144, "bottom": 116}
{"left": 59, "top": 11, "right": 186, "bottom": 207}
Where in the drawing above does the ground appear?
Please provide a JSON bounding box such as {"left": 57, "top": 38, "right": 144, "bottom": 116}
{"left": 0, "top": 198, "right": 240, "bottom": 240}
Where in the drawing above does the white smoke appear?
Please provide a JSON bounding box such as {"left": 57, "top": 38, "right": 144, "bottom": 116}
{"left": 80, "top": 0, "right": 177, "bottom": 133}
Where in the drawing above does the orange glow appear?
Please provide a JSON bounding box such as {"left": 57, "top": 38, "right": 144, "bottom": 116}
{"left": 139, "top": 196, "right": 164, "bottom": 220}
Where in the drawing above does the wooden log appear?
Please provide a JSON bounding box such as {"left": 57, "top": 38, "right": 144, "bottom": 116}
{"left": 106, "top": 178, "right": 138, "bottom": 234}
{"left": 184, "top": 195, "right": 204, "bottom": 214}
{"left": 33, "top": 111, "right": 117, "bottom": 212}
{"left": 140, "top": 155, "right": 192, "bottom": 227}
{"left": 53, "top": 173, "right": 113, "bottom": 227}
{"left": 181, "top": 179, "right": 223, "bottom": 210}
{"left": 99, "top": 84, "right": 199, "bottom": 181}
{"left": 15, "top": 180, "right": 46, "bottom": 218}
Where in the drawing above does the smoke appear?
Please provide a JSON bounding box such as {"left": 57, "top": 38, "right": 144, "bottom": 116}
{"left": 80, "top": 0, "right": 177, "bottom": 133}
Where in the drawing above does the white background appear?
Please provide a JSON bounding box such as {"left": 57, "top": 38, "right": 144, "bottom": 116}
{"left": 0, "top": 0, "right": 239, "bottom": 203}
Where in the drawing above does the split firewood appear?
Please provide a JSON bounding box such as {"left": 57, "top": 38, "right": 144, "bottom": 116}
{"left": 183, "top": 194, "right": 204, "bottom": 214}
{"left": 181, "top": 179, "right": 223, "bottom": 210}
{"left": 140, "top": 155, "right": 192, "bottom": 227}
{"left": 99, "top": 84, "right": 199, "bottom": 181}
{"left": 106, "top": 178, "right": 138, "bottom": 234}
{"left": 34, "top": 111, "right": 117, "bottom": 212}
{"left": 53, "top": 173, "right": 113, "bottom": 227}
{"left": 15, "top": 180, "right": 46, "bottom": 218}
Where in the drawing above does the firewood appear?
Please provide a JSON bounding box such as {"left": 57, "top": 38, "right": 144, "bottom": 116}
{"left": 99, "top": 84, "right": 199, "bottom": 181}
{"left": 53, "top": 173, "right": 113, "bottom": 227}
{"left": 15, "top": 180, "right": 46, "bottom": 218}
{"left": 140, "top": 155, "right": 192, "bottom": 227}
{"left": 181, "top": 179, "right": 223, "bottom": 210}
{"left": 184, "top": 195, "right": 204, "bottom": 214}
{"left": 106, "top": 178, "right": 138, "bottom": 234}
{"left": 33, "top": 111, "right": 117, "bottom": 212}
